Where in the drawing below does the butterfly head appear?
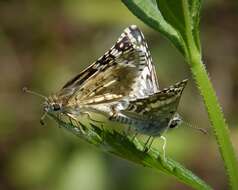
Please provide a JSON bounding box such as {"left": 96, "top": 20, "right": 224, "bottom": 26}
{"left": 168, "top": 113, "right": 182, "bottom": 129}
{"left": 23, "top": 87, "right": 63, "bottom": 125}
{"left": 43, "top": 96, "right": 62, "bottom": 113}
{"left": 168, "top": 113, "right": 208, "bottom": 134}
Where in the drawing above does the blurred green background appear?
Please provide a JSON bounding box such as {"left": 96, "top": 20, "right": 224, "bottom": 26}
{"left": 0, "top": 0, "right": 238, "bottom": 189}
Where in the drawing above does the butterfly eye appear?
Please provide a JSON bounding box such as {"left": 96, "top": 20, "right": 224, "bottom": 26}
{"left": 53, "top": 103, "right": 61, "bottom": 111}
{"left": 169, "top": 122, "right": 178, "bottom": 128}
{"left": 169, "top": 119, "right": 180, "bottom": 128}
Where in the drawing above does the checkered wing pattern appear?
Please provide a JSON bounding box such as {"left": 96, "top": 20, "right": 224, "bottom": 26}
{"left": 56, "top": 25, "right": 158, "bottom": 107}
{"left": 122, "top": 80, "right": 187, "bottom": 119}
{"left": 112, "top": 80, "right": 187, "bottom": 136}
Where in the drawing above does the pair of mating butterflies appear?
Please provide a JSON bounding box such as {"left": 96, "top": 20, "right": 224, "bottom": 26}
{"left": 27, "top": 25, "right": 187, "bottom": 138}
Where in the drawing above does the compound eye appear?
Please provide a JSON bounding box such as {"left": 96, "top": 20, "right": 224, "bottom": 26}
{"left": 169, "top": 122, "right": 177, "bottom": 128}
{"left": 53, "top": 103, "right": 61, "bottom": 111}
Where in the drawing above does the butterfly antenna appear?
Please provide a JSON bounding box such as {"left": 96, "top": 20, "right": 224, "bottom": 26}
{"left": 183, "top": 121, "right": 208, "bottom": 134}
{"left": 22, "top": 87, "right": 47, "bottom": 100}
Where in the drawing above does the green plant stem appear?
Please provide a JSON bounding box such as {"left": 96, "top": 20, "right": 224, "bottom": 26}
{"left": 188, "top": 52, "right": 238, "bottom": 189}
{"left": 182, "top": 0, "right": 238, "bottom": 188}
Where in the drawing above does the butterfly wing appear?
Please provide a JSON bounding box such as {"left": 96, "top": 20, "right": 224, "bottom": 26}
{"left": 123, "top": 79, "right": 187, "bottom": 117}
{"left": 113, "top": 80, "right": 187, "bottom": 135}
{"left": 57, "top": 25, "right": 155, "bottom": 105}
{"left": 130, "top": 35, "right": 159, "bottom": 98}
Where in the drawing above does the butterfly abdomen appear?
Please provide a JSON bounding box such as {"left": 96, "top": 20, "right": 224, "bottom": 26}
{"left": 111, "top": 114, "right": 134, "bottom": 125}
{"left": 111, "top": 113, "right": 168, "bottom": 137}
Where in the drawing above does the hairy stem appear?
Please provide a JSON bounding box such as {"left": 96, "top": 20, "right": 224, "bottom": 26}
{"left": 182, "top": 0, "right": 238, "bottom": 188}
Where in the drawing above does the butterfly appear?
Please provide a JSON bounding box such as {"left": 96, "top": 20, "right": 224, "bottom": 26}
{"left": 111, "top": 79, "right": 188, "bottom": 137}
{"left": 24, "top": 25, "right": 158, "bottom": 127}
{"left": 106, "top": 27, "right": 207, "bottom": 154}
{"left": 104, "top": 27, "right": 188, "bottom": 138}
{"left": 110, "top": 74, "right": 188, "bottom": 158}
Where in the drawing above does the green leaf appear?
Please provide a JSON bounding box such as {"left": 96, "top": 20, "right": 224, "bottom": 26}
{"left": 122, "top": 0, "right": 202, "bottom": 56}
{"left": 188, "top": 0, "right": 201, "bottom": 51}
{"left": 157, "top": 0, "right": 200, "bottom": 49}
{"left": 156, "top": 1, "right": 186, "bottom": 38}
{"left": 49, "top": 113, "right": 212, "bottom": 190}
{"left": 155, "top": 0, "right": 201, "bottom": 53}
{"left": 121, "top": 0, "right": 187, "bottom": 56}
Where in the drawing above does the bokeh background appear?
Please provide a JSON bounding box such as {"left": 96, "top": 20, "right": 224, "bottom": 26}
{"left": 0, "top": 0, "right": 238, "bottom": 189}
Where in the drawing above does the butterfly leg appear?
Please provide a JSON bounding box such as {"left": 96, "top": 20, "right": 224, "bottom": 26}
{"left": 66, "top": 113, "right": 86, "bottom": 135}
{"left": 68, "top": 116, "right": 73, "bottom": 125}
{"left": 143, "top": 136, "right": 151, "bottom": 152}
{"left": 161, "top": 136, "right": 167, "bottom": 161}
{"left": 126, "top": 126, "right": 132, "bottom": 134}
{"left": 40, "top": 112, "right": 47, "bottom": 125}
{"left": 82, "top": 112, "right": 104, "bottom": 124}
{"left": 148, "top": 137, "right": 154, "bottom": 151}
{"left": 108, "top": 105, "right": 119, "bottom": 120}
{"left": 131, "top": 132, "right": 138, "bottom": 142}
{"left": 143, "top": 136, "right": 154, "bottom": 152}
{"left": 57, "top": 113, "right": 62, "bottom": 128}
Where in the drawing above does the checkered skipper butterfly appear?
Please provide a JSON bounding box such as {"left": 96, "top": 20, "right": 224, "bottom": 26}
{"left": 108, "top": 27, "right": 206, "bottom": 154}
{"left": 112, "top": 80, "right": 188, "bottom": 136}
{"left": 23, "top": 25, "right": 206, "bottom": 159}
{"left": 24, "top": 25, "right": 156, "bottom": 126}
{"left": 108, "top": 27, "right": 188, "bottom": 137}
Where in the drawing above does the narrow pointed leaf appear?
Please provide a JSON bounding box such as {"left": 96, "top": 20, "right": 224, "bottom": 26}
{"left": 49, "top": 113, "right": 212, "bottom": 190}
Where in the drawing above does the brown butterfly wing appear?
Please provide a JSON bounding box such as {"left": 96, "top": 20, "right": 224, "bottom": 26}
{"left": 58, "top": 25, "right": 155, "bottom": 105}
